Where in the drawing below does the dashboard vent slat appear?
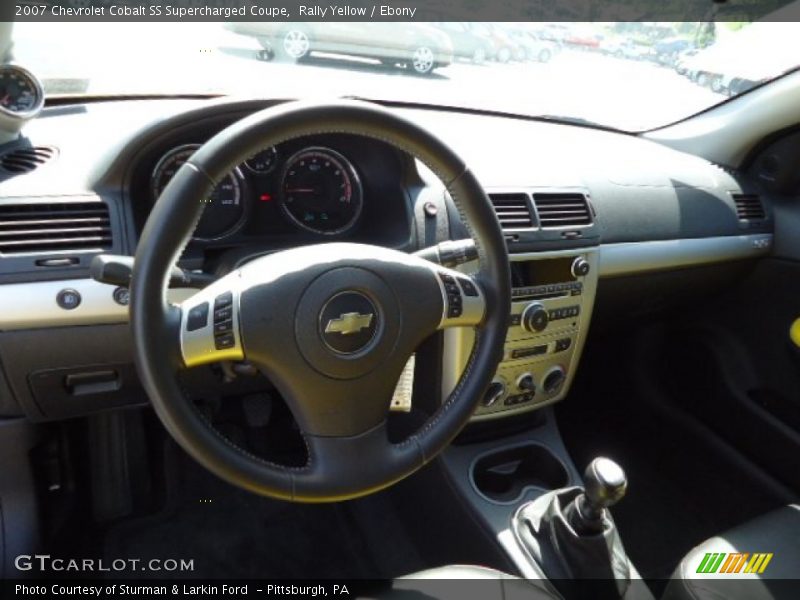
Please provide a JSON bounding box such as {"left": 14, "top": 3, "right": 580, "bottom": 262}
{"left": 488, "top": 193, "right": 533, "bottom": 229}
{"left": 532, "top": 192, "right": 592, "bottom": 228}
{"left": 0, "top": 200, "right": 112, "bottom": 255}
{"left": 732, "top": 194, "right": 766, "bottom": 221}
{"left": 0, "top": 146, "right": 58, "bottom": 174}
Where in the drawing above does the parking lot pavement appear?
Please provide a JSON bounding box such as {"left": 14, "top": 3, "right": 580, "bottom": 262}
{"left": 11, "top": 22, "right": 724, "bottom": 131}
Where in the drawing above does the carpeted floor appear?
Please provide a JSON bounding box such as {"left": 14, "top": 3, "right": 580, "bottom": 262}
{"left": 102, "top": 440, "right": 426, "bottom": 579}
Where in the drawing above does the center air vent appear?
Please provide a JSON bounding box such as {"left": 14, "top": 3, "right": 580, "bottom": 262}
{"left": 532, "top": 192, "right": 592, "bottom": 228}
{"left": 0, "top": 146, "right": 58, "bottom": 174}
{"left": 0, "top": 200, "right": 112, "bottom": 255}
{"left": 732, "top": 193, "right": 766, "bottom": 221}
{"left": 488, "top": 193, "right": 533, "bottom": 229}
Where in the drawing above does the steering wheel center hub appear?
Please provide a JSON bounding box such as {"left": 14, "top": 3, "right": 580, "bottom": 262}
{"left": 294, "top": 266, "right": 399, "bottom": 379}
{"left": 319, "top": 291, "right": 380, "bottom": 354}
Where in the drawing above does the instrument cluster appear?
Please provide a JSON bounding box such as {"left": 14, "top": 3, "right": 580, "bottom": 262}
{"left": 150, "top": 142, "right": 365, "bottom": 242}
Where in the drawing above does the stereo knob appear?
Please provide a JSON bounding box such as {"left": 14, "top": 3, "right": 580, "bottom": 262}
{"left": 517, "top": 373, "right": 536, "bottom": 393}
{"left": 572, "top": 257, "right": 590, "bottom": 278}
{"left": 483, "top": 380, "right": 506, "bottom": 407}
{"left": 543, "top": 366, "right": 566, "bottom": 394}
{"left": 521, "top": 302, "right": 548, "bottom": 333}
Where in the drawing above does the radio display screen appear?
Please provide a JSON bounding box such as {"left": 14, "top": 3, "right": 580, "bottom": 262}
{"left": 511, "top": 257, "right": 577, "bottom": 287}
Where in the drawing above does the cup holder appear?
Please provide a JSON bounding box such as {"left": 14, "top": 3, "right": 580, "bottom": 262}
{"left": 471, "top": 443, "right": 569, "bottom": 503}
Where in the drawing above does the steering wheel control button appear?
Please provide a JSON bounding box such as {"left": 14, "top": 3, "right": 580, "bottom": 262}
{"left": 214, "top": 292, "right": 233, "bottom": 309}
{"left": 112, "top": 286, "right": 130, "bottom": 306}
{"left": 439, "top": 271, "right": 466, "bottom": 319}
{"left": 56, "top": 288, "right": 82, "bottom": 310}
{"left": 214, "top": 320, "right": 233, "bottom": 335}
{"left": 319, "top": 291, "right": 379, "bottom": 355}
{"left": 214, "top": 333, "right": 235, "bottom": 350}
{"left": 186, "top": 302, "right": 209, "bottom": 331}
{"left": 458, "top": 277, "right": 479, "bottom": 297}
{"left": 447, "top": 303, "right": 463, "bottom": 319}
{"left": 214, "top": 305, "right": 233, "bottom": 322}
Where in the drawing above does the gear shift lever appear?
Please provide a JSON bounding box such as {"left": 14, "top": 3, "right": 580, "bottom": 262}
{"left": 568, "top": 457, "right": 628, "bottom": 533}
{"left": 513, "top": 457, "right": 645, "bottom": 599}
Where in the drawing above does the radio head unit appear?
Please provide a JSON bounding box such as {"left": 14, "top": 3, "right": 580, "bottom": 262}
{"left": 442, "top": 249, "right": 599, "bottom": 420}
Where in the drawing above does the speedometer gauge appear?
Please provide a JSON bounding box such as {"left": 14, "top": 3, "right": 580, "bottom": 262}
{"left": 152, "top": 144, "right": 246, "bottom": 241}
{"left": 280, "top": 147, "right": 362, "bottom": 235}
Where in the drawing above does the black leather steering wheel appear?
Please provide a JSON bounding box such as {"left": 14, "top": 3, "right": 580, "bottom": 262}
{"left": 130, "top": 100, "right": 510, "bottom": 502}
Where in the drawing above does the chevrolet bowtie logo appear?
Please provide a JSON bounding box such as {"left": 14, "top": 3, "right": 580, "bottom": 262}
{"left": 325, "top": 312, "right": 374, "bottom": 336}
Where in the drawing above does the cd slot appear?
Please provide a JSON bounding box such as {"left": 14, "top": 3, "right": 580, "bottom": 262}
{"left": 512, "top": 291, "right": 564, "bottom": 301}
{"left": 511, "top": 281, "right": 582, "bottom": 302}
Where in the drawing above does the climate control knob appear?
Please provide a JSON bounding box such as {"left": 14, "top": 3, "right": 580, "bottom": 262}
{"left": 517, "top": 373, "right": 536, "bottom": 393}
{"left": 543, "top": 366, "right": 567, "bottom": 394}
{"left": 572, "top": 257, "right": 590, "bottom": 278}
{"left": 483, "top": 380, "right": 506, "bottom": 407}
{"left": 521, "top": 302, "right": 549, "bottom": 333}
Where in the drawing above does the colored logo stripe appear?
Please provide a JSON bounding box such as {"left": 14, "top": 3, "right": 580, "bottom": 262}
{"left": 697, "top": 552, "right": 773, "bottom": 574}
{"left": 745, "top": 553, "right": 774, "bottom": 574}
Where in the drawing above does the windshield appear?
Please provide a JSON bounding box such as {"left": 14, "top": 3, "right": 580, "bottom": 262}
{"left": 8, "top": 20, "right": 800, "bottom": 131}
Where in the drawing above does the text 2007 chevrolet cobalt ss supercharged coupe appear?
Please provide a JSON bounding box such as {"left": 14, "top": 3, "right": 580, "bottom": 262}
{"left": 1, "top": 13, "right": 800, "bottom": 600}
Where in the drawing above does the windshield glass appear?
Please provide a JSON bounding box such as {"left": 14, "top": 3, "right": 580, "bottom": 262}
{"left": 9, "top": 20, "right": 800, "bottom": 131}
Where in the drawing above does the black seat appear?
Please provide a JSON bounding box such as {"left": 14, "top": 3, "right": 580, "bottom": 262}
{"left": 360, "top": 565, "right": 559, "bottom": 600}
{"left": 663, "top": 505, "right": 800, "bottom": 600}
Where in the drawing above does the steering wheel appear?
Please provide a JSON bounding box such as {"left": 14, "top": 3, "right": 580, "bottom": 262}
{"left": 130, "top": 100, "right": 510, "bottom": 502}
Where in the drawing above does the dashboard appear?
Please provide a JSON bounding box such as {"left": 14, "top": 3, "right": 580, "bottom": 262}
{"left": 0, "top": 95, "right": 779, "bottom": 423}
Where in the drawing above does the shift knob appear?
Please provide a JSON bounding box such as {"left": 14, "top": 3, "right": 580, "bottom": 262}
{"left": 583, "top": 457, "right": 627, "bottom": 513}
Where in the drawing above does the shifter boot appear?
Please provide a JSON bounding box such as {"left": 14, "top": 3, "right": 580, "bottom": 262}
{"left": 514, "top": 487, "right": 631, "bottom": 599}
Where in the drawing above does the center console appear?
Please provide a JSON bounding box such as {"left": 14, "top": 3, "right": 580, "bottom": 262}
{"left": 442, "top": 248, "right": 599, "bottom": 419}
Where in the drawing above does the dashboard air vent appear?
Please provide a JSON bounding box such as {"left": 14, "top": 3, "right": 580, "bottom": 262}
{"left": 732, "top": 193, "right": 765, "bottom": 221}
{"left": 0, "top": 200, "right": 112, "bottom": 255}
{"left": 532, "top": 192, "right": 592, "bottom": 228}
{"left": 488, "top": 193, "right": 533, "bottom": 229}
{"left": 1, "top": 146, "right": 58, "bottom": 174}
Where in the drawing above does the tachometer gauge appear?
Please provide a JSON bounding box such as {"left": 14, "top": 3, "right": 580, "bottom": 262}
{"left": 244, "top": 146, "right": 279, "bottom": 175}
{"left": 0, "top": 65, "right": 44, "bottom": 118}
{"left": 151, "top": 144, "right": 247, "bottom": 242}
{"left": 280, "top": 147, "right": 362, "bottom": 235}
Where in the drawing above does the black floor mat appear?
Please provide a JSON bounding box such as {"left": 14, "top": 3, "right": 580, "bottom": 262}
{"left": 557, "top": 332, "right": 791, "bottom": 584}
{"left": 102, "top": 441, "right": 425, "bottom": 579}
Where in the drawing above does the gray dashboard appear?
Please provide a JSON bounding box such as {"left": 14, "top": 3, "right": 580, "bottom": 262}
{"left": 0, "top": 96, "right": 776, "bottom": 420}
{"left": 1, "top": 97, "right": 774, "bottom": 246}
